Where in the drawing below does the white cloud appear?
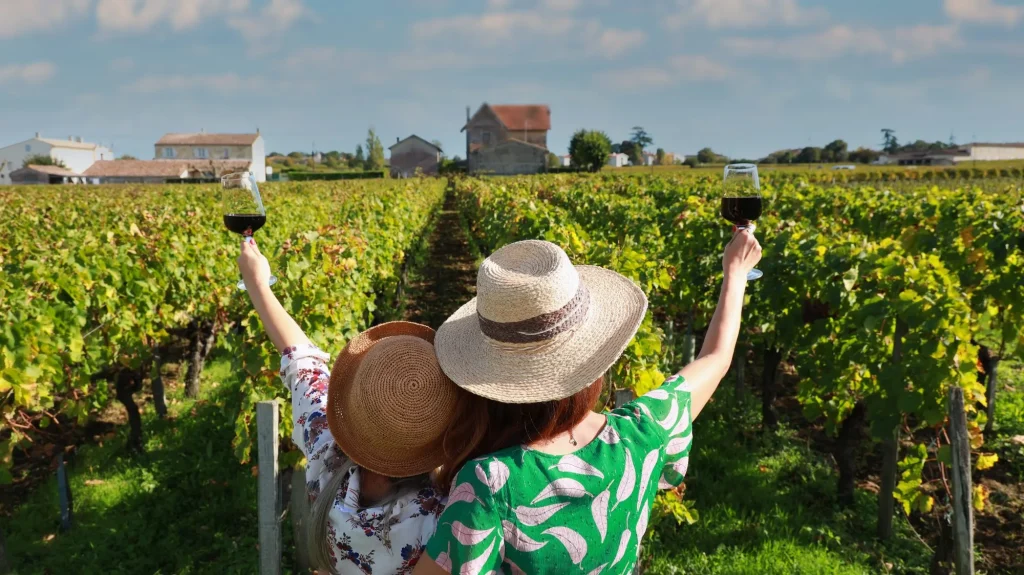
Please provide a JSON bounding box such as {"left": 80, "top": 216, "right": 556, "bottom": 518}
{"left": 0, "top": 62, "right": 58, "bottom": 85}
{"left": 722, "top": 24, "right": 963, "bottom": 63}
{"left": 541, "top": 0, "right": 581, "bottom": 10}
{"left": 945, "top": 0, "right": 1023, "bottom": 26}
{"left": 95, "top": 0, "right": 248, "bottom": 32}
{"left": 0, "top": 0, "right": 91, "bottom": 39}
{"left": 597, "top": 54, "right": 734, "bottom": 91}
{"left": 411, "top": 9, "right": 645, "bottom": 59}
{"left": 593, "top": 28, "right": 647, "bottom": 58}
{"left": 487, "top": 0, "right": 513, "bottom": 7}
{"left": 227, "top": 0, "right": 308, "bottom": 45}
{"left": 666, "top": 0, "right": 827, "bottom": 29}
{"left": 279, "top": 47, "right": 479, "bottom": 85}
{"left": 668, "top": 54, "right": 734, "bottom": 80}
{"left": 123, "top": 73, "right": 265, "bottom": 94}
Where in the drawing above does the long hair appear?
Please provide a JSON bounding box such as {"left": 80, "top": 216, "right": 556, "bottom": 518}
{"left": 436, "top": 377, "right": 604, "bottom": 493}
{"left": 308, "top": 456, "right": 429, "bottom": 575}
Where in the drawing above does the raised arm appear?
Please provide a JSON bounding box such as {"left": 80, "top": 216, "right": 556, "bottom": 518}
{"left": 676, "top": 228, "right": 760, "bottom": 420}
{"left": 238, "top": 239, "right": 310, "bottom": 352}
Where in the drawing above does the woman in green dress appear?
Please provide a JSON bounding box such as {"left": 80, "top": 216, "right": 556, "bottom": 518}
{"left": 413, "top": 231, "right": 761, "bottom": 574}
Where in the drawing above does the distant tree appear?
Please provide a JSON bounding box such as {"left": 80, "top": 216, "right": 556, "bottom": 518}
{"left": 365, "top": 128, "right": 386, "bottom": 171}
{"left": 824, "top": 139, "right": 849, "bottom": 162}
{"left": 268, "top": 151, "right": 281, "bottom": 157}
{"left": 610, "top": 142, "right": 621, "bottom": 154}
{"left": 630, "top": 126, "right": 653, "bottom": 152}
{"left": 352, "top": 145, "right": 365, "bottom": 169}
{"left": 849, "top": 147, "right": 881, "bottom": 164}
{"left": 452, "top": 155, "right": 462, "bottom": 163}
{"left": 683, "top": 156, "right": 699, "bottom": 167}
{"left": 881, "top": 129, "right": 898, "bottom": 153}
{"left": 655, "top": 148, "right": 666, "bottom": 165}
{"left": 796, "top": 146, "right": 822, "bottom": 164}
{"left": 116, "top": 154, "right": 138, "bottom": 160}
{"left": 696, "top": 147, "right": 718, "bottom": 164}
{"left": 431, "top": 140, "right": 444, "bottom": 153}
{"left": 22, "top": 154, "right": 66, "bottom": 168}
{"left": 547, "top": 152, "right": 562, "bottom": 169}
{"left": 619, "top": 141, "right": 641, "bottom": 165}
{"left": 569, "top": 129, "right": 612, "bottom": 173}
{"left": 287, "top": 151, "right": 305, "bottom": 160}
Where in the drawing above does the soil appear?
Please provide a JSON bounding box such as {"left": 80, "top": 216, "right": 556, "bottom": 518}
{"left": 402, "top": 187, "right": 477, "bottom": 329}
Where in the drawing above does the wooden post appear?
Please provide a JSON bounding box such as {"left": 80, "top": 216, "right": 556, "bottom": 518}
{"left": 257, "top": 401, "right": 281, "bottom": 575}
{"left": 733, "top": 339, "right": 746, "bottom": 400}
{"left": 983, "top": 358, "right": 999, "bottom": 435}
{"left": 152, "top": 353, "right": 168, "bottom": 418}
{"left": 949, "top": 387, "right": 975, "bottom": 575}
{"left": 614, "top": 389, "right": 636, "bottom": 409}
{"left": 56, "top": 454, "right": 73, "bottom": 532}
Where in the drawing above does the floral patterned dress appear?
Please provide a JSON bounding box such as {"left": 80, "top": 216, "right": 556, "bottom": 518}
{"left": 282, "top": 344, "right": 446, "bottom": 574}
{"left": 424, "top": 374, "right": 694, "bottom": 574}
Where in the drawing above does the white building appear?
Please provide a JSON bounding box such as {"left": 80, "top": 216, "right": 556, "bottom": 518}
{"left": 607, "top": 153, "right": 629, "bottom": 168}
{"left": 560, "top": 154, "right": 572, "bottom": 167}
{"left": 0, "top": 133, "right": 113, "bottom": 185}
{"left": 878, "top": 143, "right": 1024, "bottom": 166}
{"left": 154, "top": 132, "right": 266, "bottom": 182}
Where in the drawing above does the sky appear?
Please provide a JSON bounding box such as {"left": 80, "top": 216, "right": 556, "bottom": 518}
{"left": 1, "top": 0, "right": 1022, "bottom": 160}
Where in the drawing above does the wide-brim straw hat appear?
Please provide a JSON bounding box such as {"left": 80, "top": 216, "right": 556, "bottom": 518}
{"left": 328, "top": 322, "right": 460, "bottom": 478}
{"left": 436, "top": 240, "right": 648, "bottom": 403}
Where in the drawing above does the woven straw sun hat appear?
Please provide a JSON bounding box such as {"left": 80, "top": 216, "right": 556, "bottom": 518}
{"left": 436, "top": 240, "right": 648, "bottom": 403}
{"left": 327, "top": 321, "right": 460, "bottom": 478}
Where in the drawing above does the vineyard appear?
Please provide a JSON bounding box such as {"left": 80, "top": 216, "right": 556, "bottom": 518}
{"left": 2, "top": 173, "right": 1023, "bottom": 573}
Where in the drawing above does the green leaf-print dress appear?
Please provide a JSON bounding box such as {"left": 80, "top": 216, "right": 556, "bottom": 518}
{"left": 425, "top": 374, "right": 693, "bottom": 574}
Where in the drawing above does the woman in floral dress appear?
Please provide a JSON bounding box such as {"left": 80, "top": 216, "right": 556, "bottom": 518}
{"left": 413, "top": 232, "right": 761, "bottom": 574}
{"left": 239, "top": 239, "right": 471, "bottom": 575}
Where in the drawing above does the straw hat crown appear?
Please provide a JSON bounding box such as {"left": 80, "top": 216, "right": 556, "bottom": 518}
{"left": 476, "top": 240, "right": 580, "bottom": 324}
{"left": 328, "top": 322, "right": 459, "bottom": 478}
{"left": 436, "top": 240, "right": 648, "bottom": 404}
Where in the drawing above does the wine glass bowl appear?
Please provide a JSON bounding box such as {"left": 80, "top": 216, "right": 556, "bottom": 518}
{"left": 222, "top": 171, "right": 276, "bottom": 290}
{"left": 721, "top": 163, "right": 764, "bottom": 281}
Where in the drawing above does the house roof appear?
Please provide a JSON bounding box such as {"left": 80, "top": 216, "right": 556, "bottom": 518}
{"left": 155, "top": 133, "right": 261, "bottom": 146}
{"left": 83, "top": 159, "right": 251, "bottom": 178}
{"left": 968, "top": 142, "right": 1024, "bottom": 148}
{"left": 38, "top": 138, "right": 100, "bottom": 151}
{"left": 389, "top": 135, "right": 441, "bottom": 152}
{"left": 464, "top": 104, "right": 551, "bottom": 132}
{"left": 26, "top": 164, "right": 79, "bottom": 176}
{"left": 16, "top": 164, "right": 79, "bottom": 177}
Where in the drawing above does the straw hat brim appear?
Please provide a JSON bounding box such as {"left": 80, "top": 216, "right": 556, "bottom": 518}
{"left": 328, "top": 322, "right": 453, "bottom": 478}
{"left": 435, "top": 265, "right": 648, "bottom": 403}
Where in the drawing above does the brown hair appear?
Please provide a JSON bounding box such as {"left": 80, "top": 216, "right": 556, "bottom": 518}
{"left": 436, "top": 377, "right": 604, "bottom": 492}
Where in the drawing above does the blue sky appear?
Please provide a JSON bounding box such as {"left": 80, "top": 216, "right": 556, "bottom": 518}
{"left": 1, "top": 0, "right": 1022, "bottom": 159}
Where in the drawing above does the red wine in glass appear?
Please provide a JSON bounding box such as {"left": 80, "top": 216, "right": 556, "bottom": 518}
{"left": 222, "top": 171, "right": 277, "bottom": 290}
{"left": 722, "top": 164, "right": 763, "bottom": 281}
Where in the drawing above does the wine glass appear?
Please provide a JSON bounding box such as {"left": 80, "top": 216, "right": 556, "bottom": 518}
{"left": 222, "top": 171, "right": 277, "bottom": 290}
{"left": 721, "top": 163, "right": 763, "bottom": 281}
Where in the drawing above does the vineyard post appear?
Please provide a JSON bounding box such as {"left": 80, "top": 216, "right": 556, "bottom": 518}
{"left": 257, "top": 400, "right": 281, "bottom": 575}
{"left": 615, "top": 389, "right": 636, "bottom": 408}
{"left": 290, "top": 463, "right": 312, "bottom": 572}
{"left": 877, "top": 318, "right": 907, "bottom": 540}
{"left": 733, "top": 339, "right": 746, "bottom": 400}
{"left": 56, "top": 454, "right": 73, "bottom": 532}
{"left": 152, "top": 352, "right": 168, "bottom": 418}
{"left": 983, "top": 357, "right": 999, "bottom": 435}
{"left": 949, "top": 387, "right": 975, "bottom": 575}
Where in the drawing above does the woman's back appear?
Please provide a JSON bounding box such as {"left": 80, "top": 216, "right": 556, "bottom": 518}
{"left": 426, "top": 375, "right": 693, "bottom": 574}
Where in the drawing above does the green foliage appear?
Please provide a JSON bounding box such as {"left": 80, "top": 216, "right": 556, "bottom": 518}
{"left": 630, "top": 126, "right": 653, "bottom": 152}
{"left": 285, "top": 171, "right": 385, "bottom": 181}
{"left": 655, "top": 148, "right": 667, "bottom": 166}
{"left": 547, "top": 152, "right": 562, "bottom": 170}
{"left": 22, "top": 154, "right": 66, "bottom": 168}
{"left": 116, "top": 154, "right": 138, "bottom": 161}
{"left": 364, "top": 128, "right": 386, "bottom": 171}
{"left": 568, "top": 129, "right": 612, "bottom": 172}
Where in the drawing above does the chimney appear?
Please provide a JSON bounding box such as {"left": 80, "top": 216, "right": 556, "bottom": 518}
{"left": 396, "top": 137, "right": 400, "bottom": 143}
{"left": 35, "top": 132, "right": 40, "bottom": 138}
{"left": 68, "top": 135, "right": 73, "bottom": 141}
{"left": 76, "top": 136, "right": 82, "bottom": 143}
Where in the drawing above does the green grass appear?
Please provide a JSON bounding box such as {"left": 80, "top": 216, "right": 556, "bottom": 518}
{"left": 2, "top": 357, "right": 293, "bottom": 575}
{"left": 990, "top": 359, "right": 1024, "bottom": 480}
{"left": 645, "top": 388, "right": 931, "bottom": 575}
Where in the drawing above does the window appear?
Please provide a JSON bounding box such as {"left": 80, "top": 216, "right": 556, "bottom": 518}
{"left": 195, "top": 148, "right": 208, "bottom": 159}
{"left": 162, "top": 147, "right": 176, "bottom": 158}
{"left": 482, "top": 131, "right": 492, "bottom": 145}
{"left": 222, "top": 148, "right": 230, "bottom": 159}
{"left": 25, "top": 144, "right": 31, "bottom": 152}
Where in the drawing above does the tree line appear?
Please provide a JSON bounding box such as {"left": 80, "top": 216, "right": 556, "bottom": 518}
{"left": 268, "top": 128, "right": 389, "bottom": 172}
